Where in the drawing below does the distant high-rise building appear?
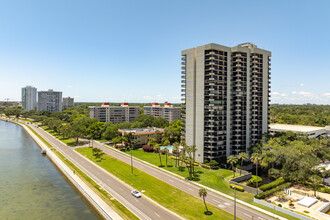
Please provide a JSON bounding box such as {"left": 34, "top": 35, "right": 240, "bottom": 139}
{"left": 38, "top": 89, "right": 63, "bottom": 112}
{"left": 89, "top": 103, "right": 140, "bottom": 123}
{"left": 21, "top": 85, "right": 37, "bottom": 111}
{"left": 144, "top": 102, "right": 181, "bottom": 122}
{"left": 63, "top": 97, "right": 74, "bottom": 107}
{"left": 181, "top": 43, "right": 271, "bottom": 162}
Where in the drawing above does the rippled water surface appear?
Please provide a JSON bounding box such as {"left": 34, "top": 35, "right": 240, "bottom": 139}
{"left": 0, "top": 121, "right": 100, "bottom": 219}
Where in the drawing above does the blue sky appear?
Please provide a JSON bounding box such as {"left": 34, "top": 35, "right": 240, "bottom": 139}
{"left": 0, "top": 0, "right": 329, "bottom": 104}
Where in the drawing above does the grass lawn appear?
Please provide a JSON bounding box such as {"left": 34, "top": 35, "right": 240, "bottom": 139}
{"left": 76, "top": 147, "right": 238, "bottom": 220}
{"left": 41, "top": 126, "right": 85, "bottom": 146}
{"left": 121, "top": 148, "right": 299, "bottom": 220}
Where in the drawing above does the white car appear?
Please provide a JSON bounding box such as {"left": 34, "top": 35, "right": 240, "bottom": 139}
{"left": 131, "top": 189, "right": 141, "bottom": 198}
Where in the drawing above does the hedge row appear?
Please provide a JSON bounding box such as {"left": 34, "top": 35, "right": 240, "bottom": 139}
{"left": 259, "top": 177, "right": 285, "bottom": 191}
{"left": 230, "top": 184, "right": 244, "bottom": 192}
{"left": 255, "top": 182, "right": 292, "bottom": 199}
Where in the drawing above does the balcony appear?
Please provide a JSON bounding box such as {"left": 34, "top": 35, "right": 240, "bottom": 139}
{"left": 181, "top": 70, "right": 186, "bottom": 74}
{"left": 181, "top": 89, "right": 185, "bottom": 92}
{"left": 181, "top": 75, "right": 185, "bottom": 79}
{"left": 181, "top": 80, "right": 185, "bottom": 83}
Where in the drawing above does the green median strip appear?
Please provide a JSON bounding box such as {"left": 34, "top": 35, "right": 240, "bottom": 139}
{"left": 121, "top": 148, "right": 299, "bottom": 220}
{"left": 24, "top": 124, "right": 138, "bottom": 220}
{"left": 76, "top": 147, "right": 239, "bottom": 220}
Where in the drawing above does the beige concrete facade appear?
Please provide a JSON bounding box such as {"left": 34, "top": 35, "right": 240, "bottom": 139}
{"left": 118, "top": 127, "right": 164, "bottom": 146}
{"left": 89, "top": 103, "right": 140, "bottom": 123}
{"left": 63, "top": 97, "right": 74, "bottom": 107}
{"left": 181, "top": 43, "right": 271, "bottom": 162}
{"left": 144, "top": 103, "right": 181, "bottom": 122}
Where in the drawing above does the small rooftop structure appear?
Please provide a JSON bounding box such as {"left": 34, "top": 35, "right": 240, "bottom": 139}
{"left": 269, "top": 124, "right": 328, "bottom": 138}
{"left": 121, "top": 102, "right": 129, "bottom": 107}
{"left": 298, "top": 196, "right": 318, "bottom": 208}
{"left": 101, "top": 102, "right": 110, "bottom": 106}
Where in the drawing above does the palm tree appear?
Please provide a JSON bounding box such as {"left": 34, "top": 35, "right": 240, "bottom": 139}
{"left": 237, "top": 152, "right": 248, "bottom": 176}
{"left": 251, "top": 152, "right": 263, "bottom": 194}
{"left": 227, "top": 155, "right": 238, "bottom": 177}
{"left": 198, "top": 188, "right": 210, "bottom": 214}
{"left": 173, "top": 142, "right": 180, "bottom": 167}
{"left": 154, "top": 144, "right": 162, "bottom": 167}
{"left": 309, "top": 175, "right": 322, "bottom": 197}
{"left": 164, "top": 147, "right": 169, "bottom": 167}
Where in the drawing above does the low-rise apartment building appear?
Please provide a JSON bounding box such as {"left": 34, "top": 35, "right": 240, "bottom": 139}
{"left": 144, "top": 102, "right": 181, "bottom": 122}
{"left": 89, "top": 103, "right": 140, "bottom": 123}
{"left": 118, "top": 127, "right": 164, "bottom": 146}
{"left": 269, "top": 124, "right": 329, "bottom": 138}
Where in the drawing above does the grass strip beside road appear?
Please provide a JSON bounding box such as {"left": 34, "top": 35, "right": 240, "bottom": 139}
{"left": 121, "top": 148, "right": 299, "bottom": 220}
{"left": 24, "top": 124, "right": 138, "bottom": 220}
{"left": 76, "top": 147, "right": 238, "bottom": 220}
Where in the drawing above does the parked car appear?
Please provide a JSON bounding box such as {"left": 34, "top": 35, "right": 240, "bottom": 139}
{"left": 131, "top": 189, "right": 141, "bottom": 198}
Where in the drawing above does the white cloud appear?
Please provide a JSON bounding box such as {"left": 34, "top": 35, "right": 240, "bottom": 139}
{"left": 299, "top": 83, "right": 305, "bottom": 87}
{"left": 322, "top": 93, "right": 330, "bottom": 97}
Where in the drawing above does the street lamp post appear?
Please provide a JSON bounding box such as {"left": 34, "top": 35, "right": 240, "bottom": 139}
{"left": 131, "top": 147, "right": 133, "bottom": 175}
{"left": 234, "top": 184, "right": 236, "bottom": 220}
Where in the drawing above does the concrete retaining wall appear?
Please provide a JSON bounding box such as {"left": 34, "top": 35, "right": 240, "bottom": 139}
{"left": 254, "top": 198, "right": 314, "bottom": 220}
{"left": 229, "top": 171, "right": 262, "bottom": 194}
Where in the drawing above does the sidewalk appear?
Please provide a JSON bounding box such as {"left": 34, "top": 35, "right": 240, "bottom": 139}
{"left": 15, "top": 120, "right": 123, "bottom": 220}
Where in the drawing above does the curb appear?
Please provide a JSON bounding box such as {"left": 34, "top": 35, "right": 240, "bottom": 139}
{"left": 74, "top": 147, "right": 186, "bottom": 220}
{"left": 98, "top": 142, "right": 286, "bottom": 220}
{"left": 1, "top": 119, "right": 122, "bottom": 220}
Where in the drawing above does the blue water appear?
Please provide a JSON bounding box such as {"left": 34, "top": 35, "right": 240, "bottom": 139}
{"left": 0, "top": 120, "right": 100, "bottom": 219}
{"left": 160, "top": 146, "right": 173, "bottom": 150}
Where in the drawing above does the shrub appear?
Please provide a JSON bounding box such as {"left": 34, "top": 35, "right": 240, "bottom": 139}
{"left": 255, "top": 182, "right": 292, "bottom": 199}
{"left": 209, "top": 160, "right": 219, "bottom": 167}
{"left": 178, "top": 166, "right": 185, "bottom": 172}
{"left": 248, "top": 175, "right": 262, "bottom": 186}
{"left": 278, "top": 204, "right": 282, "bottom": 207}
{"left": 201, "top": 164, "right": 210, "bottom": 169}
{"left": 142, "top": 145, "right": 154, "bottom": 152}
{"left": 230, "top": 184, "right": 244, "bottom": 192}
{"left": 259, "top": 177, "right": 285, "bottom": 191}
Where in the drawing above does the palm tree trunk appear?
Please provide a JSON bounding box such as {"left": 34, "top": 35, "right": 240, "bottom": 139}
{"left": 166, "top": 153, "right": 168, "bottom": 167}
{"left": 203, "top": 197, "right": 208, "bottom": 212}
{"left": 159, "top": 153, "right": 162, "bottom": 166}
{"left": 240, "top": 160, "right": 243, "bottom": 176}
{"left": 256, "top": 164, "right": 258, "bottom": 194}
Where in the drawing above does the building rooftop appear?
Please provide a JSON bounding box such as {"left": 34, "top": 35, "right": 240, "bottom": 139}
{"left": 118, "top": 127, "right": 164, "bottom": 134}
{"left": 269, "top": 124, "right": 326, "bottom": 133}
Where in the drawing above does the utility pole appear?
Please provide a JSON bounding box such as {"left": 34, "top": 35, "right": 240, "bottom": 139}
{"left": 131, "top": 147, "right": 133, "bottom": 175}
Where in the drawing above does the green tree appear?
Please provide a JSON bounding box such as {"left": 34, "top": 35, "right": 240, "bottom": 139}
{"left": 153, "top": 144, "right": 163, "bottom": 167}
{"left": 237, "top": 152, "right": 248, "bottom": 175}
{"left": 227, "top": 155, "right": 238, "bottom": 177}
{"left": 198, "top": 188, "right": 210, "bottom": 215}
{"left": 309, "top": 175, "right": 322, "bottom": 197}
{"left": 251, "top": 153, "right": 263, "bottom": 193}
{"left": 172, "top": 142, "right": 180, "bottom": 167}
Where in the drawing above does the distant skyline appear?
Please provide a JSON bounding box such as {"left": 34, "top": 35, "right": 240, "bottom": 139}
{"left": 0, "top": 0, "right": 329, "bottom": 104}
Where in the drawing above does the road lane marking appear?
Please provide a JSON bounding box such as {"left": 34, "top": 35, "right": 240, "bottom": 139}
{"left": 218, "top": 204, "right": 225, "bottom": 208}
{"left": 187, "top": 188, "right": 194, "bottom": 191}
{"left": 224, "top": 202, "right": 230, "bottom": 206}
{"left": 154, "top": 212, "right": 160, "bottom": 218}
{"left": 212, "top": 199, "right": 221, "bottom": 203}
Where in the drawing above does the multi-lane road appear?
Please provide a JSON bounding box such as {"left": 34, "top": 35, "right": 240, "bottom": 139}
{"left": 27, "top": 123, "right": 179, "bottom": 220}
{"left": 92, "top": 141, "right": 277, "bottom": 220}
{"left": 27, "top": 120, "right": 277, "bottom": 220}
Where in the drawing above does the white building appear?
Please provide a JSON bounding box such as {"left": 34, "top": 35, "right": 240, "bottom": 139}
{"left": 21, "top": 85, "right": 37, "bottom": 111}
{"left": 89, "top": 103, "right": 140, "bottom": 123}
{"left": 181, "top": 43, "right": 271, "bottom": 162}
{"left": 144, "top": 102, "right": 181, "bottom": 122}
{"left": 269, "top": 124, "right": 328, "bottom": 138}
{"left": 38, "top": 89, "right": 63, "bottom": 112}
